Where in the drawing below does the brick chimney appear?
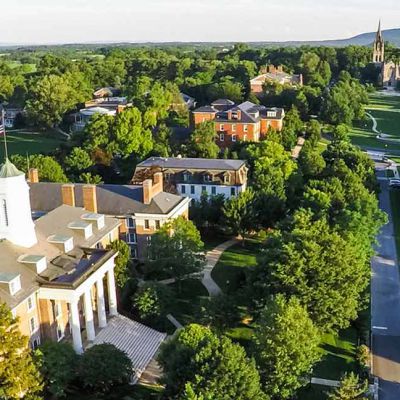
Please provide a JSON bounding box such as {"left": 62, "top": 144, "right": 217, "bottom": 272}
{"left": 62, "top": 184, "right": 75, "bottom": 207}
{"left": 143, "top": 172, "right": 163, "bottom": 205}
{"left": 83, "top": 185, "right": 98, "bottom": 213}
{"left": 28, "top": 168, "right": 39, "bottom": 183}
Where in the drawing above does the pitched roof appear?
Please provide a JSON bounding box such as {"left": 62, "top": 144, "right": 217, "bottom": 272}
{"left": 136, "top": 157, "right": 246, "bottom": 171}
{"left": 211, "top": 99, "right": 235, "bottom": 106}
{"left": 29, "top": 182, "right": 184, "bottom": 216}
{"left": 0, "top": 205, "right": 120, "bottom": 309}
{"left": 192, "top": 105, "right": 217, "bottom": 113}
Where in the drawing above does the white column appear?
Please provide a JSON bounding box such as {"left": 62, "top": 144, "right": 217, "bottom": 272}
{"left": 84, "top": 289, "right": 96, "bottom": 341}
{"left": 96, "top": 277, "right": 107, "bottom": 328}
{"left": 107, "top": 268, "right": 118, "bottom": 317}
{"left": 70, "top": 300, "right": 83, "bottom": 354}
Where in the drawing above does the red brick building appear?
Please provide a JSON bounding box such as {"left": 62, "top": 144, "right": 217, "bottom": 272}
{"left": 192, "top": 99, "right": 285, "bottom": 148}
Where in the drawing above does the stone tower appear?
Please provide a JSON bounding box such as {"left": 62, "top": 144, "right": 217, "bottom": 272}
{"left": 0, "top": 159, "right": 37, "bottom": 247}
{"left": 373, "top": 20, "right": 385, "bottom": 63}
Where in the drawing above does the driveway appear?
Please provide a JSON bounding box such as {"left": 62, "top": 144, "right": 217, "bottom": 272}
{"left": 371, "top": 171, "right": 400, "bottom": 399}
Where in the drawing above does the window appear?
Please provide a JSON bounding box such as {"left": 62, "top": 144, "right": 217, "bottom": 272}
{"left": 127, "top": 233, "right": 137, "bottom": 243}
{"left": 2, "top": 199, "right": 9, "bottom": 227}
{"left": 130, "top": 246, "right": 138, "bottom": 258}
{"left": 144, "top": 220, "right": 150, "bottom": 230}
{"left": 243, "top": 125, "right": 248, "bottom": 132}
{"left": 219, "top": 124, "right": 224, "bottom": 131}
{"left": 9, "top": 277, "right": 21, "bottom": 295}
{"left": 232, "top": 124, "right": 236, "bottom": 132}
{"left": 204, "top": 174, "right": 212, "bottom": 182}
{"left": 30, "top": 317, "right": 38, "bottom": 334}
{"left": 224, "top": 175, "right": 230, "bottom": 184}
{"left": 212, "top": 187, "right": 216, "bottom": 195}
{"left": 183, "top": 173, "right": 190, "bottom": 182}
{"left": 165, "top": 173, "right": 171, "bottom": 181}
{"left": 31, "top": 337, "right": 41, "bottom": 350}
{"left": 190, "top": 185, "right": 195, "bottom": 195}
{"left": 219, "top": 133, "right": 224, "bottom": 142}
{"left": 53, "top": 301, "right": 62, "bottom": 319}
{"left": 27, "top": 295, "right": 35, "bottom": 312}
{"left": 267, "top": 111, "right": 277, "bottom": 117}
{"left": 108, "top": 232, "right": 113, "bottom": 242}
{"left": 126, "top": 218, "right": 135, "bottom": 228}
{"left": 155, "top": 220, "right": 161, "bottom": 230}
{"left": 181, "top": 185, "right": 186, "bottom": 194}
{"left": 232, "top": 134, "right": 237, "bottom": 142}
{"left": 231, "top": 187, "right": 236, "bottom": 196}
{"left": 201, "top": 186, "right": 207, "bottom": 193}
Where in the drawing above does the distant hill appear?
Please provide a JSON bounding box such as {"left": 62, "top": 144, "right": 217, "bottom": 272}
{"left": 0, "top": 28, "right": 399, "bottom": 49}
{"left": 248, "top": 28, "right": 400, "bottom": 48}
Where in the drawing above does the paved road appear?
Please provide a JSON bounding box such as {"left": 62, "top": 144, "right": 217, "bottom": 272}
{"left": 371, "top": 169, "right": 400, "bottom": 399}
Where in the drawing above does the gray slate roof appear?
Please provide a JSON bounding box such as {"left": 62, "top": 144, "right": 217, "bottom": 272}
{"left": 29, "top": 182, "right": 184, "bottom": 216}
{"left": 137, "top": 157, "right": 246, "bottom": 171}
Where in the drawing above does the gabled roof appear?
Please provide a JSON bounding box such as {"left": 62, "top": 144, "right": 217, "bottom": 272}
{"left": 136, "top": 157, "right": 246, "bottom": 171}
{"left": 192, "top": 106, "right": 217, "bottom": 113}
{"left": 29, "top": 183, "right": 184, "bottom": 216}
{"left": 211, "top": 99, "right": 235, "bottom": 106}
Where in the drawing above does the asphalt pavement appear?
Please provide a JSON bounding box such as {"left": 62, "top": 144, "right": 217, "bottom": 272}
{"left": 371, "top": 169, "right": 400, "bottom": 399}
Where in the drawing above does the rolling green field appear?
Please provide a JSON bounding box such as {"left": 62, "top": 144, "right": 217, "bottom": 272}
{"left": 349, "top": 92, "right": 400, "bottom": 151}
{"left": 0, "top": 130, "right": 66, "bottom": 159}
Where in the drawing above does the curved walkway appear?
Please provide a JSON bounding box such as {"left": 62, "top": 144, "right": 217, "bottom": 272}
{"left": 201, "top": 237, "right": 240, "bottom": 296}
{"left": 366, "top": 112, "right": 400, "bottom": 144}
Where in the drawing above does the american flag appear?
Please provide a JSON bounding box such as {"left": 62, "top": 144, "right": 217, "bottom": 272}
{"left": 0, "top": 109, "right": 5, "bottom": 137}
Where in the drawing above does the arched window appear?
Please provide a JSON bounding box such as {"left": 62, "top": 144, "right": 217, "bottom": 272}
{"left": 2, "top": 199, "right": 9, "bottom": 227}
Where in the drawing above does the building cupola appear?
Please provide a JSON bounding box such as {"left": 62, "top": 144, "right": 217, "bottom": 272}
{"left": 0, "top": 159, "right": 37, "bottom": 248}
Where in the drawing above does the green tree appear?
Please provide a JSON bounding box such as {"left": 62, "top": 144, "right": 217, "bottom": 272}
{"left": 64, "top": 147, "right": 93, "bottom": 176}
{"left": 223, "top": 189, "right": 257, "bottom": 241}
{"left": 188, "top": 121, "right": 219, "bottom": 159}
{"left": 0, "top": 303, "right": 43, "bottom": 400}
{"left": 10, "top": 154, "right": 68, "bottom": 183}
{"left": 153, "top": 124, "right": 172, "bottom": 157}
{"left": 146, "top": 217, "right": 206, "bottom": 283}
{"left": 158, "top": 324, "right": 267, "bottom": 400}
{"left": 253, "top": 295, "right": 321, "bottom": 399}
{"left": 35, "top": 341, "right": 78, "bottom": 399}
{"left": 132, "top": 281, "right": 173, "bottom": 322}
{"left": 26, "top": 74, "right": 80, "bottom": 127}
{"left": 77, "top": 344, "right": 132, "bottom": 393}
{"left": 328, "top": 373, "right": 368, "bottom": 400}
{"left": 106, "top": 240, "right": 131, "bottom": 289}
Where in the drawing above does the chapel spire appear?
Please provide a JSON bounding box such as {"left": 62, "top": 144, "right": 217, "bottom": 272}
{"left": 373, "top": 20, "right": 385, "bottom": 63}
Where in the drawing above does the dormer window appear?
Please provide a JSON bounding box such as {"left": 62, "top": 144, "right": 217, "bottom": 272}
{"left": 224, "top": 174, "right": 231, "bottom": 184}
{"left": 68, "top": 221, "right": 93, "bottom": 240}
{"left": 183, "top": 172, "right": 191, "bottom": 182}
{"left": 204, "top": 174, "right": 213, "bottom": 182}
{"left": 18, "top": 255, "right": 47, "bottom": 274}
{"left": 47, "top": 235, "right": 74, "bottom": 253}
{"left": 81, "top": 213, "right": 105, "bottom": 230}
{"left": 267, "top": 111, "right": 277, "bottom": 118}
{"left": 0, "top": 273, "right": 21, "bottom": 295}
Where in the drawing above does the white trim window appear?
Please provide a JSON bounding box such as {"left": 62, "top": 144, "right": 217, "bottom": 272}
{"left": 243, "top": 125, "right": 248, "bottom": 132}
{"left": 219, "top": 124, "right": 224, "bottom": 131}
{"left": 125, "top": 217, "right": 135, "bottom": 229}
{"left": 9, "top": 277, "right": 21, "bottom": 295}
{"left": 27, "top": 295, "right": 35, "bottom": 312}
{"left": 30, "top": 316, "right": 38, "bottom": 334}
{"left": 31, "top": 337, "right": 41, "bottom": 350}
{"left": 232, "top": 124, "right": 236, "bottom": 132}
{"left": 232, "top": 134, "right": 237, "bottom": 142}
{"left": 127, "top": 233, "right": 137, "bottom": 244}
{"left": 219, "top": 133, "right": 224, "bottom": 142}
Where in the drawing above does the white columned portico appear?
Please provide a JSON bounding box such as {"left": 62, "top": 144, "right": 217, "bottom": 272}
{"left": 96, "top": 277, "right": 107, "bottom": 328}
{"left": 70, "top": 300, "right": 83, "bottom": 354}
{"left": 83, "top": 289, "right": 96, "bottom": 341}
{"left": 107, "top": 268, "right": 118, "bottom": 316}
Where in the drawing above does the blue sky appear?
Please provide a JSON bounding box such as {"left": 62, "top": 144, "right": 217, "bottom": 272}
{"left": 1, "top": 0, "right": 399, "bottom": 44}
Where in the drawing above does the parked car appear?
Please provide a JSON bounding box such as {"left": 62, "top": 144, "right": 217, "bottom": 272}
{"left": 389, "top": 179, "right": 400, "bottom": 188}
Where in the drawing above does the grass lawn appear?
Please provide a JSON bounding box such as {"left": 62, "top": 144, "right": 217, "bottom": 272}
{"left": 211, "top": 238, "right": 264, "bottom": 294}
{"left": 65, "top": 383, "right": 163, "bottom": 400}
{"left": 313, "top": 327, "right": 358, "bottom": 381}
{"left": 349, "top": 93, "right": 400, "bottom": 151}
{"left": 168, "top": 278, "right": 209, "bottom": 328}
{"left": 389, "top": 188, "right": 400, "bottom": 257}
{"left": 297, "top": 384, "right": 331, "bottom": 400}
{"left": 0, "top": 130, "right": 66, "bottom": 159}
